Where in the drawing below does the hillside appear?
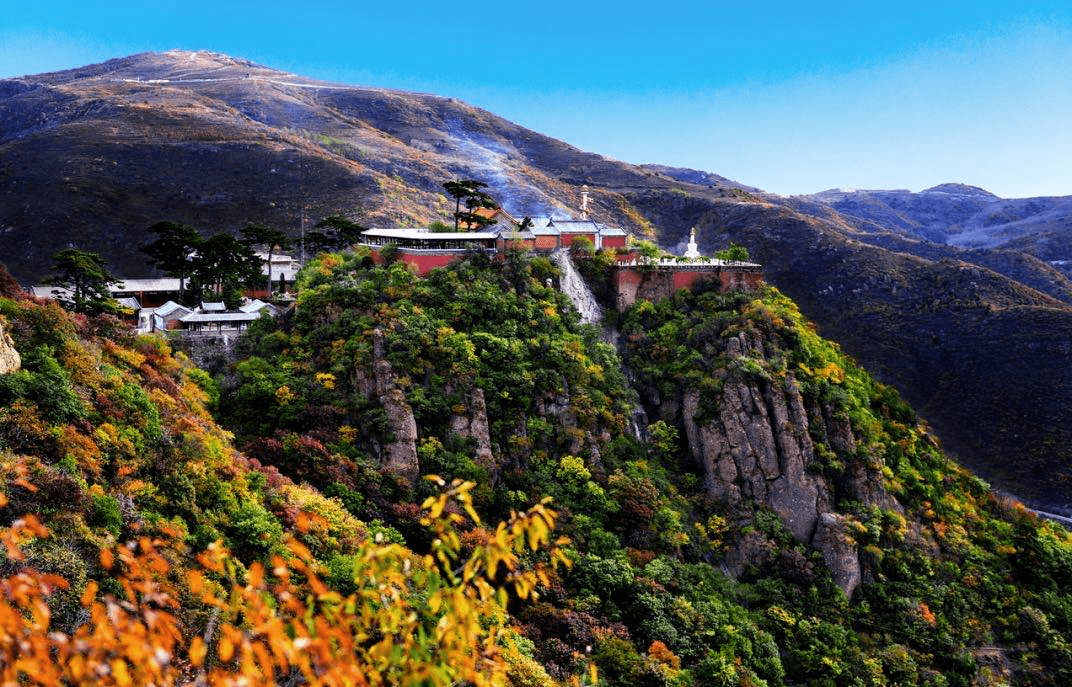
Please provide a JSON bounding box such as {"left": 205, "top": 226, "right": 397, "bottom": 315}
{"left": 0, "top": 268, "right": 570, "bottom": 685}
{"left": 7, "top": 250, "right": 1072, "bottom": 683}
{"left": 3, "top": 50, "right": 1072, "bottom": 514}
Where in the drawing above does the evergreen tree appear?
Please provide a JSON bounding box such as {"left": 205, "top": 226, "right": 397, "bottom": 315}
{"left": 191, "top": 234, "right": 262, "bottom": 309}
{"left": 443, "top": 179, "right": 499, "bottom": 230}
{"left": 140, "top": 221, "right": 203, "bottom": 304}
{"left": 307, "top": 216, "right": 366, "bottom": 254}
{"left": 715, "top": 242, "right": 751, "bottom": 261}
{"left": 43, "top": 249, "right": 123, "bottom": 315}
{"left": 241, "top": 223, "right": 290, "bottom": 296}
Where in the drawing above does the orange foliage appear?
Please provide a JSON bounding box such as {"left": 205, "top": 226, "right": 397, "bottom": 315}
{"left": 647, "top": 640, "right": 681, "bottom": 669}
{"left": 0, "top": 479, "right": 570, "bottom": 687}
{"left": 918, "top": 602, "right": 938, "bottom": 628}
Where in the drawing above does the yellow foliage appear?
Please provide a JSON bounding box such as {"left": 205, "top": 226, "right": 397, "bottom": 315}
{"left": 278, "top": 483, "right": 366, "bottom": 553}
{"left": 337, "top": 424, "right": 357, "bottom": 444}
{"left": 800, "top": 361, "right": 845, "bottom": 384}
{"left": 57, "top": 424, "right": 103, "bottom": 478}
{"left": 274, "top": 385, "right": 295, "bottom": 405}
{"left": 103, "top": 339, "right": 147, "bottom": 370}
{"left": 0, "top": 479, "right": 571, "bottom": 687}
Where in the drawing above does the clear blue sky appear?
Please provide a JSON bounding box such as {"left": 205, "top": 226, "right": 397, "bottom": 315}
{"left": 2, "top": 1, "right": 1071, "bottom": 198}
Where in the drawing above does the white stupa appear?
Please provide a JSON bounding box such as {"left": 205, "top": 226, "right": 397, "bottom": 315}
{"left": 684, "top": 227, "right": 701, "bottom": 259}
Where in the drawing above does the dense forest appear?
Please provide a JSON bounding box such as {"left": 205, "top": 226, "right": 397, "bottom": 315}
{"left": 2, "top": 247, "right": 1072, "bottom": 685}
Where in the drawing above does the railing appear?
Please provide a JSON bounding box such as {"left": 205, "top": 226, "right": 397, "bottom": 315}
{"left": 614, "top": 258, "right": 762, "bottom": 270}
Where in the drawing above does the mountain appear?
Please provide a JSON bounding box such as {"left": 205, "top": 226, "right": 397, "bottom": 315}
{"left": 801, "top": 183, "right": 1072, "bottom": 272}
{"left": 3, "top": 51, "right": 1072, "bottom": 513}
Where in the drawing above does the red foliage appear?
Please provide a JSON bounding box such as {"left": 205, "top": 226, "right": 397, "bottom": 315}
{"left": 0, "top": 263, "right": 23, "bottom": 299}
{"left": 625, "top": 547, "right": 657, "bottom": 569}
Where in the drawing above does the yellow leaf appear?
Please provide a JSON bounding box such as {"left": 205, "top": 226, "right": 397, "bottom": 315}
{"left": 111, "top": 659, "right": 131, "bottom": 687}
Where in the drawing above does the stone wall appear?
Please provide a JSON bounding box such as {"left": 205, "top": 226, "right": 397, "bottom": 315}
{"left": 172, "top": 331, "right": 244, "bottom": 376}
{"left": 614, "top": 265, "right": 763, "bottom": 311}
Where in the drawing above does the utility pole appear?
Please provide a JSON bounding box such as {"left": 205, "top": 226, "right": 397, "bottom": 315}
{"left": 300, "top": 206, "right": 306, "bottom": 265}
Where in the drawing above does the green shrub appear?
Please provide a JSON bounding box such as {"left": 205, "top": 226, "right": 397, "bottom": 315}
{"left": 90, "top": 491, "right": 123, "bottom": 537}
{"left": 229, "top": 501, "right": 284, "bottom": 560}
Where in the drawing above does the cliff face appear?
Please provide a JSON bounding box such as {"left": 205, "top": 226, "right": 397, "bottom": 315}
{"left": 211, "top": 256, "right": 1072, "bottom": 684}
{"left": 354, "top": 328, "right": 420, "bottom": 483}
{"left": 675, "top": 328, "right": 909, "bottom": 597}
{"left": 622, "top": 287, "right": 921, "bottom": 600}
{"left": 627, "top": 189, "right": 1072, "bottom": 514}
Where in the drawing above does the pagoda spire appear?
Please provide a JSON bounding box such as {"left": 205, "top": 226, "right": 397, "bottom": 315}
{"left": 684, "top": 227, "right": 701, "bottom": 258}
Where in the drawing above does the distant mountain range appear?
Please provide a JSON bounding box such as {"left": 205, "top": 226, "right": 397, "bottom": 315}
{"left": 804, "top": 183, "right": 1072, "bottom": 256}
{"left": 2, "top": 50, "right": 1072, "bottom": 511}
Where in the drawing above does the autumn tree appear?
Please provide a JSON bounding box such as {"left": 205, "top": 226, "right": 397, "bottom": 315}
{"left": 43, "top": 249, "right": 124, "bottom": 315}
{"left": 0, "top": 478, "right": 573, "bottom": 687}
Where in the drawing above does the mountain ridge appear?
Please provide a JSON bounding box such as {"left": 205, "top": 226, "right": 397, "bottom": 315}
{"left": 3, "top": 50, "right": 1072, "bottom": 513}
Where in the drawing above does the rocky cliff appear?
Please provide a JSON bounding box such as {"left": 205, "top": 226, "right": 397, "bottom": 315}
{"left": 209, "top": 254, "right": 1072, "bottom": 684}
{"left": 620, "top": 285, "right": 939, "bottom": 602}
{"left": 675, "top": 329, "right": 910, "bottom": 597}
{"left": 0, "top": 320, "right": 19, "bottom": 374}
{"left": 354, "top": 328, "right": 420, "bottom": 483}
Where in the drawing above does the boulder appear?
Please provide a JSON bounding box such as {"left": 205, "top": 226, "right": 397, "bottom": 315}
{"left": 0, "top": 322, "right": 19, "bottom": 374}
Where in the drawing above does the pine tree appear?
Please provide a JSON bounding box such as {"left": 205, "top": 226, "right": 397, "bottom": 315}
{"left": 43, "top": 249, "right": 123, "bottom": 315}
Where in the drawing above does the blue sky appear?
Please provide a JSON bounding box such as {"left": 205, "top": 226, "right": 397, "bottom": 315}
{"left": 2, "top": 1, "right": 1071, "bottom": 198}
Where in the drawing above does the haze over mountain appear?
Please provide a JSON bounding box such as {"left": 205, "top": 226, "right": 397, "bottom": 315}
{"left": 2, "top": 51, "right": 1072, "bottom": 512}
{"left": 800, "top": 183, "right": 1072, "bottom": 274}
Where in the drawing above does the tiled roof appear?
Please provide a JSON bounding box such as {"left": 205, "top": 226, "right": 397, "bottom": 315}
{"left": 239, "top": 299, "right": 279, "bottom": 314}
{"left": 552, "top": 219, "right": 601, "bottom": 233}
{"left": 153, "top": 301, "right": 191, "bottom": 318}
{"left": 29, "top": 285, "right": 70, "bottom": 299}
{"left": 111, "top": 278, "right": 182, "bottom": 293}
{"left": 180, "top": 311, "right": 262, "bottom": 324}
{"left": 363, "top": 228, "right": 498, "bottom": 241}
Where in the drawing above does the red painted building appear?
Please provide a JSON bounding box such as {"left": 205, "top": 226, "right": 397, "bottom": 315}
{"left": 362, "top": 228, "right": 500, "bottom": 273}
{"left": 613, "top": 258, "right": 764, "bottom": 311}
{"left": 357, "top": 224, "right": 764, "bottom": 307}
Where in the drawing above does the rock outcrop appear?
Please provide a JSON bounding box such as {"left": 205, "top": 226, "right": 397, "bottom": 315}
{"left": 677, "top": 330, "right": 901, "bottom": 598}
{"left": 0, "top": 321, "right": 19, "bottom": 374}
{"left": 450, "top": 386, "right": 495, "bottom": 472}
{"left": 682, "top": 333, "right": 828, "bottom": 542}
{"left": 355, "top": 329, "right": 419, "bottom": 484}
{"left": 812, "top": 513, "right": 863, "bottom": 598}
